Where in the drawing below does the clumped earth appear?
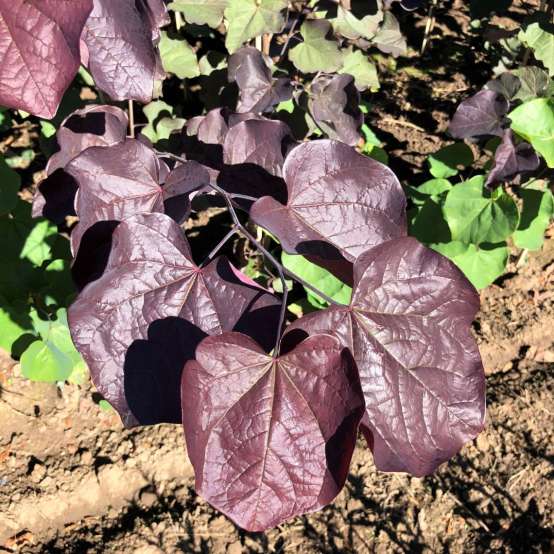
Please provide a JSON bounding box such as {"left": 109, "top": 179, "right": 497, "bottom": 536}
{"left": 1, "top": 1, "right": 553, "bottom": 552}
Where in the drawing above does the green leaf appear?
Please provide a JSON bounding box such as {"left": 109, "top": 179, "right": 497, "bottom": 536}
{"left": 513, "top": 186, "right": 554, "bottom": 251}
{"left": 428, "top": 143, "right": 474, "bottom": 179}
{"left": 406, "top": 179, "right": 452, "bottom": 206}
{"left": 0, "top": 155, "right": 20, "bottom": 216}
{"left": 432, "top": 241, "right": 509, "bottom": 289}
{"left": 0, "top": 295, "right": 31, "bottom": 353}
{"left": 512, "top": 66, "right": 550, "bottom": 102}
{"left": 332, "top": 5, "right": 382, "bottom": 41}
{"left": 443, "top": 176, "right": 519, "bottom": 244}
{"left": 21, "top": 308, "right": 86, "bottom": 383}
{"left": 159, "top": 31, "right": 200, "bottom": 79}
{"left": 169, "top": 0, "right": 227, "bottom": 28}
{"left": 510, "top": 98, "right": 554, "bottom": 167}
{"left": 519, "top": 19, "right": 554, "bottom": 76}
{"left": 409, "top": 197, "right": 451, "bottom": 244}
{"left": 339, "top": 49, "right": 379, "bottom": 91}
{"left": 289, "top": 20, "right": 343, "bottom": 74}
{"left": 281, "top": 253, "right": 352, "bottom": 308}
{"left": 142, "top": 101, "right": 185, "bottom": 143}
{"left": 44, "top": 259, "right": 76, "bottom": 306}
{"left": 224, "top": 0, "right": 286, "bottom": 54}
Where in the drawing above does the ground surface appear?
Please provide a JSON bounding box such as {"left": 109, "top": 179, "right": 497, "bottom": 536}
{"left": 1, "top": 1, "right": 553, "bottom": 552}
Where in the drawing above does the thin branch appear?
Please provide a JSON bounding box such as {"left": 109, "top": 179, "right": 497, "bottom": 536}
{"left": 152, "top": 151, "right": 345, "bottom": 331}
{"left": 200, "top": 226, "right": 238, "bottom": 267}
{"left": 278, "top": 13, "right": 300, "bottom": 60}
{"left": 421, "top": 0, "right": 438, "bottom": 54}
{"left": 210, "top": 182, "right": 289, "bottom": 355}
{"left": 128, "top": 100, "right": 135, "bottom": 139}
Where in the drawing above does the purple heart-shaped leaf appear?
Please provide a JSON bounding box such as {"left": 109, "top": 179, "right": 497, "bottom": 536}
{"left": 284, "top": 236, "right": 485, "bottom": 476}
{"left": 182, "top": 332, "right": 364, "bottom": 531}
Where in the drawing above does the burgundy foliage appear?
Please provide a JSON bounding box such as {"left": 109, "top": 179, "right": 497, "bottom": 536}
{"left": 228, "top": 47, "right": 292, "bottom": 114}
{"left": 250, "top": 140, "right": 406, "bottom": 281}
{"left": 486, "top": 129, "right": 540, "bottom": 186}
{"left": 449, "top": 90, "right": 509, "bottom": 139}
{"left": 33, "top": 105, "right": 128, "bottom": 223}
{"left": 182, "top": 333, "right": 364, "bottom": 531}
{"left": 81, "top": 0, "right": 169, "bottom": 103}
{"left": 284, "top": 237, "right": 485, "bottom": 476}
{"left": 309, "top": 74, "right": 363, "bottom": 147}
{"left": 32, "top": 104, "right": 483, "bottom": 530}
{"left": 68, "top": 213, "right": 280, "bottom": 427}
{"left": 0, "top": 0, "right": 92, "bottom": 118}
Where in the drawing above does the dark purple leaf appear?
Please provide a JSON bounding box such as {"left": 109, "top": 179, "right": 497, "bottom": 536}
{"left": 68, "top": 212, "right": 280, "bottom": 426}
{"left": 82, "top": 0, "right": 169, "bottom": 103}
{"left": 449, "top": 90, "right": 509, "bottom": 139}
{"left": 284, "top": 237, "right": 485, "bottom": 477}
{"left": 228, "top": 47, "right": 292, "bottom": 114}
{"left": 223, "top": 119, "right": 293, "bottom": 177}
{"left": 250, "top": 140, "right": 406, "bottom": 281}
{"left": 486, "top": 129, "right": 540, "bottom": 186}
{"left": 181, "top": 332, "right": 364, "bottom": 531}
{"left": 309, "top": 74, "right": 363, "bottom": 147}
{"left": 162, "top": 161, "right": 211, "bottom": 222}
{"left": 33, "top": 105, "right": 128, "bottom": 223}
{"left": 67, "top": 139, "right": 166, "bottom": 254}
{"left": 0, "top": 0, "right": 92, "bottom": 119}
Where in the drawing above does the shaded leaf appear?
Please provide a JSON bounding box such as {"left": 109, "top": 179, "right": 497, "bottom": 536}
{"left": 281, "top": 253, "right": 352, "bottom": 308}
{"left": 486, "top": 129, "right": 540, "bottom": 186}
{"left": 168, "top": 0, "right": 227, "bottom": 28}
{"left": 0, "top": 155, "right": 20, "bottom": 216}
{"left": 512, "top": 66, "right": 551, "bottom": 102}
{"left": 159, "top": 31, "right": 199, "bottom": 79}
{"left": 228, "top": 47, "right": 292, "bottom": 113}
{"left": 309, "top": 74, "right": 363, "bottom": 146}
{"left": 333, "top": 4, "right": 383, "bottom": 40}
{"left": 373, "top": 12, "right": 407, "bottom": 57}
{"left": 449, "top": 90, "right": 509, "bottom": 139}
{"left": 519, "top": 17, "right": 554, "bottom": 76}
{"left": 285, "top": 237, "right": 485, "bottom": 476}
{"left": 182, "top": 332, "right": 364, "bottom": 531}
{"left": 289, "top": 20, "right": 343, "bottom": 74}
{"left": 428, "top": 143, "right": 474, "bottom": 179}
{"left": 82, "top": 0, "right": 169, "bottom": 103}
{"left": 339, "top": 49, "right": 379, "bottom": 91}
{"left": 0, "top": 0, "right": 92, "bottom": 118}
{"left": 67, "top": 139, "right": 167, "bottom": 253}
{"left": 69, "top": 212, "right": 280, "bottom": 426}
{"left": 513, "top": 186, "right": 554, "bottom": 251}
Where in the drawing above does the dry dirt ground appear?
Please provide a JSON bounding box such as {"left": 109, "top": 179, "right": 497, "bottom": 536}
{"left": 1, "top": 239, "right": 553, "bottom": 554}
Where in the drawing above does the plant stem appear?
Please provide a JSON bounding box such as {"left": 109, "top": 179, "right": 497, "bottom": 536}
{"left": 278, "top": 13, "right": 300, "bottom": 60}
{"left": 200, "top": 226, "right": 238, "bottom": 267}
{"left": 152, "top": 151, "right": 344, "bottom": 341}
{"left": 421, "top": 0, "right": 438, "bottom": 54}
{"left": 210, "top": 183, "right": 289, "bottom": 355}
{"left": 128, "top": 100, "right": 135, "bottom": 138}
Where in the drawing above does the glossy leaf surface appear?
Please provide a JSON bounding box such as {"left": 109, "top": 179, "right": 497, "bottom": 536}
{"left": 285, "top": 237, "right": 485, "bottom": 476}
{"left": 69, "top": 213, "right": 280, "bottom": 427}
{"left": 182, "top": 332, "right": 364, "bottom": 531}
{"left": 250, "top": 140, "right": 406, "bottom": 266}
{"left": 0, "top": 0, "right": 92, "bottom": 118}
